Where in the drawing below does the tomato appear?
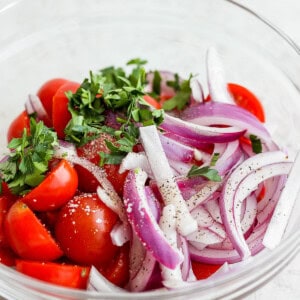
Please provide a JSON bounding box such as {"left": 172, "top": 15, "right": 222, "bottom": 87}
{"left": 76, "top": 134, "right": 128, "bottom": 195}
{"left": 4, "top": 201, "right": 63, "bottom": 261}
{"left": 143, "top": 95, "right": 161, "bottom": 109}
{"left": 205, "top": 83, "right": 265, "bottom": 122}
{"left": 0, "top": 247, "right": 16, "bottom": 266}
{"left": 37, "top": 78, "right": 69, "bottom": 127}
{"left": 0, "top": 184, "right": 16, "bottom": 247}
{"left": 16, "top": 260, "right": 90, "bottom": 289}
{"left": 191, "top": 261, "right": 222, "bottom": 280}
{"left": 55, "top": 193, "right": 118, "bottom": 266}
{"left": 7, "top": 110, "right": 30, "bottom": 143}
{"left": 23, "top": 159, "right": 78, "bottom": 211}
{"left": 52, "top": 81, "right": 80, "bottom": 139}
{"left": 101, "top": 242, "right": 130, "bottom": 287}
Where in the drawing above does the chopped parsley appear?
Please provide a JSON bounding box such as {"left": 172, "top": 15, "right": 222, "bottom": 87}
{"left": 0, "top": 118, "right": 58, "bottom": 195}
{"left": 210, "top": 153, "right": 220, "bottom": 166}
{"left": 187, "top": 165, "right": 221, "bottom": 182}
{"left": 250, "top": 134, "right": 262, "bottom": 154}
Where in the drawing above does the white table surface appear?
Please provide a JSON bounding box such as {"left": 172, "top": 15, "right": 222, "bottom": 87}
{"left": 238, "top": 1, "right": 300, "bottom": 299}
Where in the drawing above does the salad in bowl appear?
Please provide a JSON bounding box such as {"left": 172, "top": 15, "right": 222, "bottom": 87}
{"left": 0, "top": 46, "right": 299, "bottom": 295}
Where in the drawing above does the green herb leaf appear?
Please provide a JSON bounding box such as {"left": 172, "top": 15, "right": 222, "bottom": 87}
{"left": 187, "top": 165, "right": 221, "bottom": 182}
{"left": 0, "top": 118, "right": 58, "bottom": 195}
{"left": 250, "top": 134, "right": 262, "bottom": 154}
{"left": 210, "top": 153, "right": 220, "bottom": 166}
{"left": 152, "top": 70, "right": 162, "bottom": 95}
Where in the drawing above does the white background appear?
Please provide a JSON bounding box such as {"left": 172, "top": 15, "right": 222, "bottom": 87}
{"left": 238, "top": 1, "right": 300, "bottom": 299}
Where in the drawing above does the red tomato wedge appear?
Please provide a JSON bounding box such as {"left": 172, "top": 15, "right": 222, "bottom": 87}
{"left": 55, "top": 193, "right": 118, "bottom": 266}
{"left": 37, "top": 78, "right": 69, "bottom": 127}
{"left": 205, "top": 83, "right": 265, "bottom": 122}
{"left": 52, "top": 81, "right": 80, "bottom": 139}
{"left": 143, "top": 95, "right": 161, "bottom": 109}
{"left": 7, "top": 110, "right": 30, "bottom": 143}
{"left": 23, "top": 159, "right": 78, "bottom": 211}
{"left": 0, "top": 247, "right": 16, "bottom": 266}
{"left": 4, "top": 201, "right": 63, "bottom": 261}
{"left": 191, "top": 261, "right": 222, "bottom": 280}
{"left": 16, "top": 260, "right": 90, "bottom": 289}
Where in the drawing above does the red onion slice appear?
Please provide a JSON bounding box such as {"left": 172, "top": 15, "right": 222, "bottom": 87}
{"left": 161, "top": 113, "right": 246, "bottom": 143}
{"left": 206, "top": 47, "right": 235, "bottom": 104}
{"left": 123, "top": 168, "right": 183, "bottom": 269}
{"left": 190, "top": 77, "right": 204, "bottom": 104}
{"left": 263, "top": 152, "right": 300, "bottom": 249}
{"left": 139, "top": 125, "right": 197, "bottom": 236}
{"left": 26, "top": 94, "right": 51, "bottom": 123}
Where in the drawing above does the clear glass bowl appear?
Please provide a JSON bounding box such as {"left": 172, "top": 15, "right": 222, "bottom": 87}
{"left": 0, "top": 0, "right": 300, "bottom": 299}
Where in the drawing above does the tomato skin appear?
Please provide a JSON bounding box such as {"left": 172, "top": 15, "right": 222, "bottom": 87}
{"left": 7, "top": 111, "right": 30, "bottom": 143}
{"left": 23, "top": 159, "right": 78, "bottom": 211}
{"left": 76, "top": 134, "right": 128, "bottom": 195}
{"left": 101, "top": 242, "right": 130, "bottom": 287}
{"left": 37, "top": 78, "right": 69, "bottom": 127}
{"left": 143, "top": 95, "right": 161, "bottom": 109}
{"left": 191, "top": 261, "right": 222, "bottom": 280}
{"left": 55, "top": 193, "right": 118, "bottom": 266}
{"left": 52, "top": 81, "right": 80, "bottom": 139}
{"left": 4, "top": 201, "right": 63, "bottom": 261}
{"left": 16, "top": 260, "right": 90, "bottom": 289}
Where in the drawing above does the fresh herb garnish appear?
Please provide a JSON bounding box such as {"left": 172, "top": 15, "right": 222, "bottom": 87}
{"left": 210, "top": 153, "right": 220, "bottom": 166}
{"left": 162, "top": 74, "right": 193, "bottom": 111}
{"left": 65, "top": 59, "right": 164, "bottom": 164}
{"left": 187, "top": 165, "right": 221, "bottom": 182}
{"left": 152, "top": 70, "right": 162, "bottom": 95}
{"left": 250, "top": 134, "right": 262, "bottom": 154}
{"left": 0, "top": 118, "right": 58, "bottom": 195}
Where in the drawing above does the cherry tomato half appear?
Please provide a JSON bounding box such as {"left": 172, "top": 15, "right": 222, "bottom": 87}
{"left": 205, "top": 83, "right": 265, "bottom": 122}
{"left": 7, "top": 111, "right": 30, "bottom": 143}
{"left": 191, "top": 261, "right": 222, "bottom": 280}
{"left": 37, "top": 78, "right": 69, "bottom": 127}
{"left": 4, "top": 201, "right": 63, "bottom": 261}
{"left": 52, "top": 81, "right": 80, "bottom": 139}
{"left": 23, "top": 159, "right": 78, "bottom": 211}
{"left": 16, "top": 260, "right": 90, "bottom": 289}
{"left": 55, "top": 193, "right": 118, "bottom": 266}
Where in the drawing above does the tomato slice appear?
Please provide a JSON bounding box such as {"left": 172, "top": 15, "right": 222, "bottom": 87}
{"left": 55, "top": 193, "right": 118, "bottom": 266}
{"left": 143, "top": 95, "right": 161, "bottom": 109}
{"left": 16, "top": 260, "right": 90, "bottom": 289}
{"left": 7, "top": 110, "right": 30, "bottom": 143}
{"left": 0, "top": 247, "right": 16, "bottom": 266}
{"left": 102, "top": 242, "right": 130, "bottom": 287}
{"left": 37, "top": 78, "right": 69, "bottom": 127}
{"left": 191, "top": 261, "right": 222, "bottom": 280}
{"left": 52, "top": 81, "right": 80, "bottom": 139}
{"left": 23, "top": 159, "right": 78, "bottom": 211}
{"left": 205, "top": 83, "right": 265, "bottom": 122}
{"left": 4, "top": 201, "right": 63, "bottom": 261}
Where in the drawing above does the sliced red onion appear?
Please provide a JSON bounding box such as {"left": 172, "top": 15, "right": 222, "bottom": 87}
{"left": 27, "top": 94, "right": 50, "bottom": 123}
{"left": 240, "top": 195, "right": 257, "bottom": 236}
{"left": 206, "top": 47, "right": 235, "bottom": 104}
{"left": 87, "top": 266, "right": 125, "bottom": 292}
{"left": 119, "top": 152, "right": 153, "bottom": 177}
{"left": 144, "top": 186, "right": 161, "bottom": 222}
{"left": 110, "top": 221, "right": 131, "bottom": 246}
{"left": 190, "top": 205, "right": 214, "bottom": 228}
{"left": 187, "top": 228, "right": 224, "bottom": 245}
{"left": 159, "top": 204, "right": 184, "bottom": 287}
{"left": 161, "top": 113, "right": 246, "bottom": 143}
{"left": 263, "top": 152, "right": 300, "bottom": 249}
{"left": 186, "top": 182, "right": 221, "bottom": 211}
{"left": 204, "top": 197, "right": 222, "bottom": 224}
{"left": 139, "top": 125, "right": 197, "bottom": 236}
{"left": 179, "top": 237, "right": 195, "bottom": 282}
{"left": 181, "top": 101, "right": 271, "bottom": 143}
{"left": 168, "top": 159, "right": 191, "bottom": 176}
{"left": 123, "top": 168, "right": 183, "bottom": 269}
{"left": 190, "top": 77, "right": 204, "bottom": 104}
{"left": 208, "top": 221, "right": 226, "bottom": 239}
{"left": 220, "top": 151, "right": 292, "bottom": 259}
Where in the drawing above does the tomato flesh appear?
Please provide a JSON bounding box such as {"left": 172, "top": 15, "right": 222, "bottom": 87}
{"left": 16, "top": 260, "right": 90, "bottom": 289}
{"left": 191, "top": 261, "right": 222, "bottom": 280}
{"left": 55, "top": 193, "right": 118, "bottom": 266}
{"left": 23, "top": 159, "right": 78, "bottom": 211}
{"left": 4, "top": 201, "right": 63, "bottom": 261}
{"left": 52, "top": 81, "right": 80, "bottom": 139}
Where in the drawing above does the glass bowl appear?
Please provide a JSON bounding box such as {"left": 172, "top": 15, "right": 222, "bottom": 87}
{"left": 0, "top": 0, "right": 300, "bottom": 299}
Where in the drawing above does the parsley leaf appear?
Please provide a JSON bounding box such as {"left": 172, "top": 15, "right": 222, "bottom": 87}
{"left": 0, "top": 118, "right": 58, "bottom": 195}
{"left": 162, "top": 74, "right": 192, "bottom": 111}
{"left": 250, "top": 134, "right": 262, "bottom": 154}
{"left": 210, "top": 153, "right": 220, "bottom": 166}
{"left": 187, "top": 165, "right": 221, "bottom": 182}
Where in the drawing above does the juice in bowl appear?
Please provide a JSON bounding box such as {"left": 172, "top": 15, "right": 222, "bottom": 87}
{"left": 1, "top": 0, "right": 300, "bottom": 299}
